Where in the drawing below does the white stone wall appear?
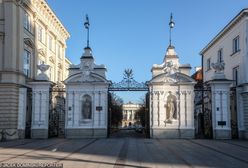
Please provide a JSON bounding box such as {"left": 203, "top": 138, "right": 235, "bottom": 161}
{"left": 65, "top": 85, "right": 108, "bottom": 129}
{"left": 150, "top": 85, "right": 194, "bottom": 130}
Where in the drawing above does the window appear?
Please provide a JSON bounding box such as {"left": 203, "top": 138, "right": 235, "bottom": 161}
{"left": 23, "top": 49, "right": 31, "bottom": 77}
{"left": 207, "top": 58, "right": 211, "bottom": 71}
{"left": 232, "top": 36, "right": 240, "bottom": 54}
{"left": 218, "top": 49, "right": 223, "bottom": 63}
{"left": 49, "top": 35, "right": 53, "bottom": 51}
{"left": 24, "top": 12, "right": 31, "bottom": 31}
{"left": 58, "top": 44, "right": 61, "bottom": 58}
{"left": 233, "top": 66, "right": 239, "bottom": 86}
{"left": 37, "top": 25, "right": 43, "bottom": 42}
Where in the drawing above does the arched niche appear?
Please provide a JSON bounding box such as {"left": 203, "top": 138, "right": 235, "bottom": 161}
{"left": 81, "top": 94, "right": 92, "bottom": 121}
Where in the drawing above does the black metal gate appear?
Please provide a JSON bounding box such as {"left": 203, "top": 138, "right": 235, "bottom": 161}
{"left": 230, "top": 87, "right": 238, "bottom": 139}
{"left": 194, "top": 87, "right": 213, "bottom": 139}
{"left": 108, "top": 69, "right": 150, "bottom": 138}
{"left": 25, "top": 88, "right": 32, "bottom": 139}
{"left": 48, "top": 84, "right": 66, "bottom": 138}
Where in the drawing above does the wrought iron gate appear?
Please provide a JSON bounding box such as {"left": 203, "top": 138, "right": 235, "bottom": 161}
{"left": 108, "top": 69, "right": 150, "bottom": 138}
{"left": 194, "top": 87, "right": 213, "bottom": 139}
{"left": 230, "top": 87, "right": 238, "bottom": 139}
{"left": 48, "top": 84, "right": 66, "bottom": 138}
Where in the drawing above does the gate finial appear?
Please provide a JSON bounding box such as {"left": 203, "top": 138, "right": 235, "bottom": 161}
{"left": 84, "top": 14, "right": 90, "bottom": 48}
{"left": 169, "top": 13, "right": 175, "bottom": 47}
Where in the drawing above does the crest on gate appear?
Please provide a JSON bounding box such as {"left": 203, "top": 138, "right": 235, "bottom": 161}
{"left": 109, "top": 69, "right": 148, "bottom": 91}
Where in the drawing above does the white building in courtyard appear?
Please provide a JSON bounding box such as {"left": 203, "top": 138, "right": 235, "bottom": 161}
{"left": 122, "top": 102, "right": 141, "bottom": 128}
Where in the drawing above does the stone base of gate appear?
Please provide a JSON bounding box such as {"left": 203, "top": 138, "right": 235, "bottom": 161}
{"left": 65, "top": 128, "right": 107, "bottom": 138}
{"left": 245, "top": 131, "right": 248, "bottom": 139}
{"left": 151, "top": 128, "right": 195, "bottom": 139}
{"left": 31, "top": 129, "right": 48, "bottom": 139}
{"left": 213, "top": 129, "right": 231, "bottom": 139}
{"left": 237, "top": 130, "right": 245, "bottom": 139}
{"left": 17, "top": 129, "right": 25, "bottom": 139}
{"left": 0, "top": 129, "right": 19, "bottom": 140}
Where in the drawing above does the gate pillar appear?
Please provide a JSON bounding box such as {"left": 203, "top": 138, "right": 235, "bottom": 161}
{"left": 209, "top": 62, "right": 232, "bottom": 139}
{"left": 28, "top": 63, "right": 52, "bottom": 139}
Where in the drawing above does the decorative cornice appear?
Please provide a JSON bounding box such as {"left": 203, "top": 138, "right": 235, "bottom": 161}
{"left": 58, "top": 63, "right": 62, "bottom": 69}
{"left": 200, "top": 9, "right": 248, "bottom": 55}
{"left": 24, "top": 38, "right": 35, "bottom": 48}
{"left": 49, "top": 56, "right": 55, "bottom": 63}
{"left": 22, "top": 0, "right": 70, "bottom": 41}
{"left": 38, "top": 48, "right": 46, "bottom": 56}
{"left": 65, "top": 57, "right": 72, "bottom": 64}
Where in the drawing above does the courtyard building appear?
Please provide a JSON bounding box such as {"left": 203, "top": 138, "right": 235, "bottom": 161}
{"left": 200, "top": 8, "right": 248, "bottom": 139}
{"left": 122, "top": 102, "right": 141, "bottom": 128}
{"left": 0, "top": 0, "right": 70, "bottom": 139}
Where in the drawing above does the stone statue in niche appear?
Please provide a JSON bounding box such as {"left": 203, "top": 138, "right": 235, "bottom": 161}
{"left": 82, "top": 95, "right": 92, "bottom": 119}
{"left": 165, "top": 91, "right": 177, "bottom": 123}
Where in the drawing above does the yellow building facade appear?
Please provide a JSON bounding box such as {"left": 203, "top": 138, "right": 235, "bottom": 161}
{"left": 0, "top": 0, "right": 70, "bottom": 139}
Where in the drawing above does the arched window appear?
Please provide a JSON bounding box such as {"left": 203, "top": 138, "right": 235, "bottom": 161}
{"left": 81, "top": 95, "right": 92, "bottom": 120}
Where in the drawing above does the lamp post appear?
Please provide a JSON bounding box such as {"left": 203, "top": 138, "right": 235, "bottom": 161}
{"left": 84, "top": 14, "right": 90, "bottom": 48}
{"left": 169, "top": 13, "right": 175, "bottom": 46}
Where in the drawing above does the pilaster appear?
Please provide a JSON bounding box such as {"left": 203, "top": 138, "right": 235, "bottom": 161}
{"left": 29, "top": 81, "right": 52, "bottom": 139}
{"left": 209, "top": 80, "right": 232, "bottom": 139}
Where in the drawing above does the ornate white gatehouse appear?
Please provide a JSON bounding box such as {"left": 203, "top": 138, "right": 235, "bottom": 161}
{"left": 148, "top": 45, "right": 196, "bottom": 138}
{"left": 64, "top": 47, "right": 110, "bottom": 138}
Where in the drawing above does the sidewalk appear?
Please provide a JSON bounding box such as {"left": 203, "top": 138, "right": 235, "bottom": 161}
{"left": 0, "top": 137, "right": 248, "bottom": 168}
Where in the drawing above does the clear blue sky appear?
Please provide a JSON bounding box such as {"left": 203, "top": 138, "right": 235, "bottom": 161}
{"left": 47, "top": 0, "right": 248, "bottom": 103}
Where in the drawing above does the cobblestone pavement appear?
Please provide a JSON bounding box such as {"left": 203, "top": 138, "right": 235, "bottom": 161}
{"left": 0, "top": 136, "right": 248, "bottom": 168}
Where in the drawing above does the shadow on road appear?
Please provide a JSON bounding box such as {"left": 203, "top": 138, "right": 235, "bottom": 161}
{"left": 110, "top": 129, "right": 145, "bottom": 138}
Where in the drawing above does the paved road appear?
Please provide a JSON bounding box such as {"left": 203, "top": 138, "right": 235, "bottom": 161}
{"left": 0, "top": 137, "right": 248, "bottom": 168}
{"left": 110, "top": 129, "right": 145, "bottom": 138}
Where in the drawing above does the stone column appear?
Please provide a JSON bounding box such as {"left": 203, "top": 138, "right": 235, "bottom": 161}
{"left": 100, "top": 91, "right": 107, "bottom": 127}
{"left": 33, "top": 14, "right": 38, "bottom": 79}
{"left": 209, "top": 80, "right": 232, "bottom": 139}
{"left": 73, "top": 93, "right": 80, "bottom": 127}
{"left": 29, "top": 81, "right": 52, "bottom": 139}
{"left": 152, "top": 92, "right": 159, "bottom": 127}
{"left": 159, "top": 92, "right": 165, "bottom": 127}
